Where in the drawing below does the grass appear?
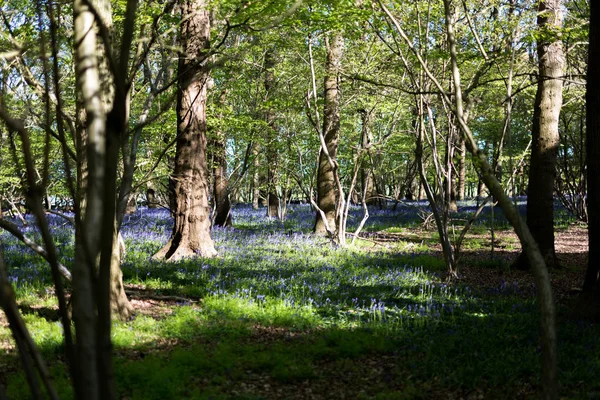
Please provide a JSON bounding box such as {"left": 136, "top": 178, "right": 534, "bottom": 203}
{"left": 0, "top": 202, "right": 599, "bottom": 399}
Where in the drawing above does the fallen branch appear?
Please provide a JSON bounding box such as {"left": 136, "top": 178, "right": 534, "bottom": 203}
{"left": 124, "top": 290, "right": 198, "bottom": 303}
{"left": 345, "top": 232, "right": 388, "bottom": 247}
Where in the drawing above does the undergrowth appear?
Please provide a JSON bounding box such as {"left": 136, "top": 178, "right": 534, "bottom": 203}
{"left": 0, "top": 203, "right": 598, "bottom": 399}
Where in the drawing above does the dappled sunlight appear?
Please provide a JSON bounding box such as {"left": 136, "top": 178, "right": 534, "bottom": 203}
{"left": 1, "top": 203, "right": 599, "bottom": 398}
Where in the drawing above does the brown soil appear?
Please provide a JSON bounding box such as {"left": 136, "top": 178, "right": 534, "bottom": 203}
{"left": 451, "top": 224, "right": 587, "bottom": 303}
{"left": 366, "top": 224, "right": 588, "bottom": 304}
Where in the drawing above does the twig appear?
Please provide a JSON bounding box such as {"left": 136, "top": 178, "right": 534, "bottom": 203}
{"left": 0, "top": 253, "right": 60, "bottom": 400}
{"left": 46, "top": 210, "right": 75, "bottom": 225}
{"left": 0, "top": 219, "right": 72, "bottom": 281}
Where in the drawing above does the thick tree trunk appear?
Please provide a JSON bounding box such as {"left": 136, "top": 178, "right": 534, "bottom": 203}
{"left": 153, "top": 0, "right": 216, "bottom": 261}
{"left": 314, "top": 33, "right": 343, "bottom": 235}
{"left": 583, "top": 0, "right": 600, "bottom": 296}
{"left": 73, "top": 0, "right": 115, "bottom": 397}
{"left": 516, "top": 0, "right": 564, "bottom": 270}
{"left": 146, "top": 182, "right": 157, "bottom": 208}
{"left": 73, "top": 0, "right": 132, "bottom": 324}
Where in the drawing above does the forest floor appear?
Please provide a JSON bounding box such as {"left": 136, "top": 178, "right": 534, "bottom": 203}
{"left": 397, "top": 224, "right": 587, "bottom": 302}
{"left": 125, "top": 223, "right": 589, "bottom": 318}
{"left": 0, "top": 205, "right": 597, "bottom": 399}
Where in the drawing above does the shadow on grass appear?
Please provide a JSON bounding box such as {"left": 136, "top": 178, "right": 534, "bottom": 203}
{"left": 18, "top": 304, "right": 61, "bottom": 322}
{"left": 0, "top": 203, "right": 593, "bottom": 399}
{"left": 3, "top": 296, "right": 600, "bottom": 400}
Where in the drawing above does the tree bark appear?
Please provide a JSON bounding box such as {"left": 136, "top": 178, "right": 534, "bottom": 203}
{"left": 516, "top": 0, "right": 564, "bottom": 270}
{"left": 263, "top": 49, "right": 280, "bottom": 219}
{"left": 126, "top": 195, "right": 137, "bottom": 214}
{"left": 109, "top": 231, "right": 132, "bottom": 320}
{"left": 360, "top": 109, "right": 376, "bottom": 206}
{"left": 74, "top": 0, "right": 133, "bottom": 323}
{"left": 457, "top": 137, "right": 466, "bottom": 200}
{"left": 153, "top": 0, "right": 217, "bottom": 261}
{"left": 445, "top": 119, "right": 457, "bottom": 212}
{"left": 213, "top": 148, "right": 232, "bottom": 226}
{"left": 251, "top": 141, "right": 260, "bottom": 209}
{"left": 72, "top": 0, "right": 109, "bottom": 396}
{"left": 146, "top": 182, "right": 158, "bottom": 208}
{"left": 212, "top": 90, "right": 232, "bottom": 227}
{"left": 314, "top": 33, "right": 344, "bottom": 234}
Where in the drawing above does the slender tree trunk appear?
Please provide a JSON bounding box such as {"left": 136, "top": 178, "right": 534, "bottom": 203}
{"left": 583, "top": 0, "right": 600, "bottom": 296}
{"left": 213, "top": 149, "right": 232, "bottom": 226}
{"left": 417, "top": 96, "right": 457, "bottom": 277}
{"left": 441, "top": 1, "right": 557, "bottom": 395}
{"left": 515, "top": 0, "right": 564, "bottom": 270}
{"left": 457, "top": 137, "right": 466, "bottom": 200}
{"left": 153, "top": 0, "right": 216, "bottom": 261}
{"left": 314, "top": 33, "right": 343, "bottom": 234}
{"left": 445, "top": 119, "right": 457, "bottom": 212}
{"left": 477, "top": 142, "right": 490, "bottom": 201}
{"left": 263, "top": 49, "right": 280, "bottom": 219}
{"left": 252, "top": 142, "right": 260, "bottom": 210}
{"left": 266, "top": 168, "right": 280, "bottom": 218}
{"left": 212, "top": 90, "right": 232, "bottom": 227}
{"left": 360, "top": 109, "right": 376, "bottom": 206}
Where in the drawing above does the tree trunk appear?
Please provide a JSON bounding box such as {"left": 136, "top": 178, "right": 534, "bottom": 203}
{"left": 314, "top": 33, "right": 343, "bottom": 235}
{"left": 263, "top": 49, "right": 280, "bottom": 219}
{"left": 211, "top": 97, "right": 232, "bottom": 227}
{"left": 440, "top": 0, "right": 557, "bottom": 394}
{"left": 251, "top": 142, "right": 260, "bottom": 210}
{"left": 516, "top": 0, "right": 564, "bottom": 270}
{"left": 110, "top": 231, "right": 132, "bottom": 319}
{"left": 126, "top": 194, "right": 137, "bottom": 214}
{"left": 73, "top": 0, "right": 132, "bottom": 323}
{"left": 213, "top": 149, "right": 232, "bottom": 227}
{"left": 146, "top": 182, "right": 157, "bottom": 208}
{"left": 266, "top": 180, "right": 280, "bottom": 218}
{"left": 73, "top": 0, "right": 113, "bottom": 397}
{"left": 360, "top": 109, "right": 376, "bottom": 206}
{"left": 583, "top": 0, "right": 600, "bottom": 297}
{"left": 211, "top": 88, "right": 232, "bottom": 227}
{"left": 457, "top": 137, "right": 466, "bottom": 200}
{"left": 153, "top": 0, "right": 217, "bottom": 261}
{"left": 445, "top": 120, "right": 457, "bottom": 212}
